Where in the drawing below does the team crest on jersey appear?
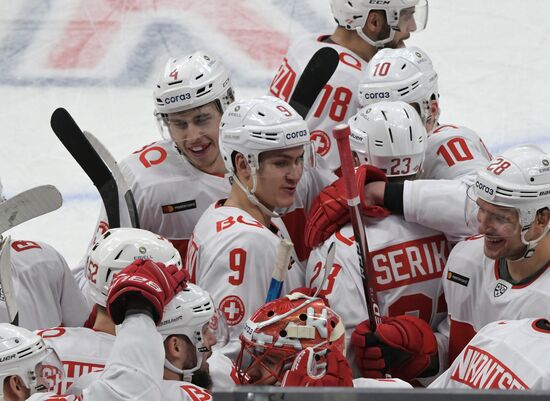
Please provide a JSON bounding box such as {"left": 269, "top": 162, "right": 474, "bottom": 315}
{"left": 494, "top": 282, "right": 508, "bottom": 297}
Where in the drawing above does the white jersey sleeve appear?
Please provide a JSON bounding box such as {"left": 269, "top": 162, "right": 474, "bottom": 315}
{"left": 403, "top": 178, "right": 478, "bottom": 242}
{"left": 0, "top": 241, "right": 89, "bottom": 330}
{"left": 80, "top": 314, "right": 163, "bottom": 401}
{"left": 421, "top": 124, "right": 492, "bottom": 181}
{"left": 188, "top": 203, "right": 304, "bottom": 359}
{"left": 208, "top": 350, "right": 237, "bottom": 390}
{"left": 37, "top": 327, "right": 114, "bottom": 394}
{"left": 269, "top": 34, "right": 367, "bottom": 172}
{"left": 430, "top": 318, "right": 550, "bottom": 390}
{"left": 441, "top": 237, "right": 550, "bottom": 367}
{"left": 306, "top": 215, "right": 450, "bottom": 377}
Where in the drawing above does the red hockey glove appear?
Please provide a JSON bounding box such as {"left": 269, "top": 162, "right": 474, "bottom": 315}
{"left": 107, "top": 259, "right": 188, "bottom": 325}
{"left": 305, "top": 165, "right": 390, "bottom": 248}
{"left": 281, "top": 345, "right": 353, "bottom": 387}
{"left": 351, "top": 316, "right": 437, "bottom": 380}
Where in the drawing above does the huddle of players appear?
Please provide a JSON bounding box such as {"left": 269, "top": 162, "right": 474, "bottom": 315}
{"left": 3, "top": 0, "right": 550, "bottom": 398}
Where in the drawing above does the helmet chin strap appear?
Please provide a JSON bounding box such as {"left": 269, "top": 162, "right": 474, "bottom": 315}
{"left": 355, "top": 25, "right": 396, "bottom": 49}
{"left": 518, "top": 224, "right": 550, "bottom": 260}
{"left": 164, "top": 351, "right": 203, "bottom": 382}
{"left": 231, "top": 168, "right": 280, "bottom": 219}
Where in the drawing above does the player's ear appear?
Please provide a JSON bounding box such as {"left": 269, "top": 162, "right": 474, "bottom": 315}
{"left": 234, "top": 153, "right": 251, "bottom": 180}
{"left": 364, "top": 10, "right": 385, "bottom": 35}
{"left": 536, "top": 208, "right": 550, "bottom": 226}
{"left": 164, "top": 335, "right": 180, "bottom": 358}
{"left": 4, "top": 375, "right": 27, "bottom": 400}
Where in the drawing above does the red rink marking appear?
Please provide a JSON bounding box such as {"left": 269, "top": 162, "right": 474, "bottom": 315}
{"left": 48, "top": 0, "right": 289, "bottom": 70}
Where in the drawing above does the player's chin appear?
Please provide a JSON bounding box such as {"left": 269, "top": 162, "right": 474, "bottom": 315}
{"left": 483, "top": 237, "right": 506, "bottom": 258}
{"left": 277, "top": 190, "right": 296, "bottom": 208}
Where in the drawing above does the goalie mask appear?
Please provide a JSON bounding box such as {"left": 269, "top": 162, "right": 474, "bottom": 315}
{"left": 0, "top": 324, "right": 64, "bottom": 398}
{"left": 85, "top": 228, "right": 182, "bottom": 307}
{"left": 235, "top": 293, "right": 345, "bottom": 385}
{"left": 349, "top": 101, "right": 427, "bottom": 177}
{"left": 219, "top": 96, "right": 313, "bottom": 217}
{"left": 473, "top": 145, "right": 550, "bottom": 258}
{"left": 358, "top": 46, "right": 439, "bottom": 127}
{"left": 157, "top": 284, "right": 229, "bottom": 381}
{"left": 330, "top": 0, "right": 428, "bottom": 48}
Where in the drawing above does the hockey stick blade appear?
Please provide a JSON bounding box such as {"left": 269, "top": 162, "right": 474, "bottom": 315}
{"left": 50, "top": 108, "right": 120, "bottom": 228}
{"left": 313, "top": 241, "right": 336, "bottom": 298}
{"left": 333, "top": 124, "right": 383, "bottom": 331}
{"left": 83, "top": 131, "right": 140, "bottom": 228}
{"left": 0, "top": 185, "right": 62, "bottom": 234}
{"left": 265, "top": 239, "right": 294, "bottom": 302}
{"left": 0, "top": 236, "right": 18, "bottom": 325}
{"left": 289, "top": 47, "right": 340, "bottom": 119}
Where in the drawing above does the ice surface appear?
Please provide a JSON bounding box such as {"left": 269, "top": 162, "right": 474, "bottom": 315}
{"left": 0, "top": 0, "right": 548, "bottom": 267}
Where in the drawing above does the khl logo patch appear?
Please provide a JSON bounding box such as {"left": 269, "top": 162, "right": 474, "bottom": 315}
{"left": 494, "top": 282, "right": 508, "bottom": 298}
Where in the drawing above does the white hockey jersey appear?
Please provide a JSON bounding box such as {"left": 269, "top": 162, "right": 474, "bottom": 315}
{"left": 307, "top": 215, "right": 450, "bottom": 375}
{"left": 88, "top": 139, "right": 230, "bottom": 261}
{"left": 36, "top": 326, "right": 115, "bottom": 394}
{"left": 441, "top": 236, "right": 550, "bottom": 366}
{"left": 421, "top": 124, "right": 491, "bottom": 181}
{"left": 269, "top": 34, "right": 367, "bottom": 172}
{"left": 187, "top": 201, "right": 305, "bottom": 359}
{"left": 430, "top": 318, "right": 550, "bottom": 390}
{"left": 0, "top": 240, "right": 89, "bottom": 330}
{"left": 30, "top": 314, "right": 163, "bottom": 401}
{"left": 161, "top": 381, "right": 212, "bottom": 401}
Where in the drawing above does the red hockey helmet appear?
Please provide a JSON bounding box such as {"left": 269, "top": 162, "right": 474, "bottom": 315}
{"left": 235, "top": 293, "right": 345, "bottom": 385}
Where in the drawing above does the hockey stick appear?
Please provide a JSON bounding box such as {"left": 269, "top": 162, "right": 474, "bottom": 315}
{"left": 0, "top": 236, "right": 17, "bottom": 325}
{"left": 288, "top": 47, "right": 340, "bottom": 119}
{"left": 0, "top": 185, "right": 63, "bottom": 233}
{"left": 0, "top": 185, "right": 62, "bottom": 326}
{"left": 82, "top": 131, "right": 140, "bottom": 228}
{"left": 333, "top": 124, "right": 382, "bottom": 331}
{"left": 50, "top": 108, "right": 119, "bottom": 228}
{"left": 313, "top": 241, "right": 336, "bottom": 298}
{"left": 265, "top": 239, "right": 294, "bottom": 302}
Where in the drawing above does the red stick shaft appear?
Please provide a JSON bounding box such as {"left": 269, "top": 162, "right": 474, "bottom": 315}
{"left": 333, "top": 124, "right": 382, "bottom": 331}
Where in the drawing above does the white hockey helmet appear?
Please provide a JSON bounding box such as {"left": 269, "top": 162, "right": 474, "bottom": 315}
{"left": 0, "top": 324, "right": 64, "bottom": 398}
{"left": 358, "top": 47, "right": 439, "bottom": 126}
{"left": 157, "top": 284, "right": 228, "bottom": 380}
{"left": 219, "top": 96, "right": 311, "bottom": 215}
{"left": 220, "top": 96, "right": 311, "bottom": 174}
{"left": 349, "top": 101, "right": 427, "bottom": 177}
{"left": 474, "top": 145, "right": 550, "bottom": 229}
{"left": 154, "top": 51, "right": 235, "bottom": 117}
{"left": 85, "top": 228, "right": 182, "bottom": 307}
{"left": 329, "top": 0, "right": 428, "bottom": 48}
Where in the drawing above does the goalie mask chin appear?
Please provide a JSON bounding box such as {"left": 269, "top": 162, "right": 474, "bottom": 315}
{"left": 235, "top": 293, "right": 345, "bottom": 385}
